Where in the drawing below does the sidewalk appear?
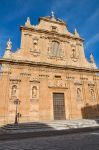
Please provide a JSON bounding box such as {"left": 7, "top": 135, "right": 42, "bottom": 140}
{"left": 0, "top": 119, "right": 99, "bottom": 141}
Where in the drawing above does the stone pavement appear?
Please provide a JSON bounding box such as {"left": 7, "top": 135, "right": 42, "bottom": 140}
{"left": 0, "top": 130, "right": 99, "bottom": 150}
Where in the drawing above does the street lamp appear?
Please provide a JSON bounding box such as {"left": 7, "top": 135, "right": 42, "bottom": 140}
{"left": 14, "top": 99, "right": 21, "bottom": 125}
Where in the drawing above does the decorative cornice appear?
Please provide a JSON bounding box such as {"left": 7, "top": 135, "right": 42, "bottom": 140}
{"left": 0, "top": 58, "right": 99, "bottom": 73}
{"left": 39, "top": 17, "right": 66, "bottom": 26}
{"left": 10, "top": 78, "right": 21, "bottom": 82}
{"left": 20, "top": 26, "right": 84, "bottom": 42}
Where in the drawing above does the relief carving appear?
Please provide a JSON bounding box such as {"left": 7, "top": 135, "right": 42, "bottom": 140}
{"left": 48, "top": 79, "right": 67, "bottom": 89}
{"left": 48, "top": 40, "right": 64, "bottom": 60}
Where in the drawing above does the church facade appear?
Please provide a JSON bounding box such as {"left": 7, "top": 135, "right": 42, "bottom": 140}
{"left": 0, "top": 13, "right": 99, "bottom": 125}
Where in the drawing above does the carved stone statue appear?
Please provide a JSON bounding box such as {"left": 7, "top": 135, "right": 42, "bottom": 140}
{"left": 90, "top": 53, "right": 95, "bottom": 63}
{"left": 32, "top": 37, "right": 40, "bottom": 56}
{"left": 25, "top": 17, "right": 31, "bottom": 26}
{"left": 90, "top": 88, "right": 95, "bottom": 100}
{"left": 11, "top": 85, "right": 17, "bottom": 97}
{"left": 33, "top": 39, "right": 38, "bottom": 51}
{"left": 74, "top": 28, "right": 79, "bottom": 37}
{"left": 77, "top": 88, "right": 81, "bottom": 99}
{"left": 6, "top": 38, "right": 12, "bottom": 50}
{"left": 71, "top": 47, "right": 79, "bottom": 62}
{"left": 32, "top": 86, "right": 37, "bottom": 98}
{"left": 72, "top": 48, "right": 76, "bottom": 58}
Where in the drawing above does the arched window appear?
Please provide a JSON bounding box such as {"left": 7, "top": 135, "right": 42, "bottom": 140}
{"left": 51, "top": 41, "right": 61, "bottom": 57}
{"left": 11, "top": 85, "right": 17, "bottom": 97}
{"left": 32, "top": 86, "right": 37, "bottom": 98}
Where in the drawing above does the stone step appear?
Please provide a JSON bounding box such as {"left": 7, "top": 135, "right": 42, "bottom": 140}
{"left": 1, "top": 119, "right": 99, "bottom": 134}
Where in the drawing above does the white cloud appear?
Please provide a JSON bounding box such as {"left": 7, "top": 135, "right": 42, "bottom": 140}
{"left": 85, "top": 33, "right": 99, "bottom": 49}
{"left": 80, "top": 8, "right": 99, "bottom": 35}
{"left": 88, "top": 9, "right": 99, "bottom": 23}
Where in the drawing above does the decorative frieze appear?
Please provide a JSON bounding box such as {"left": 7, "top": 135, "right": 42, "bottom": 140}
{"left": 48, "top": 79, "right": 68, "bottom": 89}
{"left": 80, "top": 77, "right": 88, "bottom": 81}
{"left": 74, "top": 81, "right": 83, "bottom": 85}
{"left": 66, "top": 76, "right": 75, "bottom": 80}
{"left": 20, "top": 73, "right": 31, "bottom": 76}
{"left": 10, "top": 78, "right": 21, "bottom": 84}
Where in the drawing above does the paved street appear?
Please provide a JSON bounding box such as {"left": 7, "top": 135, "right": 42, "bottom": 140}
{"left": 0, "top": 130, "right": 99, "bottom": 150}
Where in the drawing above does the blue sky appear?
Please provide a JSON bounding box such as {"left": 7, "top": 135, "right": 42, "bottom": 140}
{"left": 0, "top": 0, "right": 99, "bottom": 67}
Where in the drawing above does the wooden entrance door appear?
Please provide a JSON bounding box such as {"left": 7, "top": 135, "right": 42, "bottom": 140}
{"left": 53, "top": 93, "right": 65, "bottom": 120}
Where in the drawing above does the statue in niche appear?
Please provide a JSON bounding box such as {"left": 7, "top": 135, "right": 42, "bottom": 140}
{"left": 11, "top": 85, "right": 17, "bottom": 97}
{"left": 32, "top": 86, "right": 37, "bottom": 98}
{"left": 77, "top": 88, "right": 81, "bottom": 99}
{"left": 32, "top": 37, "right": 40, "bottom": 56}
{"left": 71, "top": 47, "right": 79, "bottom": 62}
{"left": 33, "top": 39, "right": 38, "bottom": 51}
{"left": 90, "top": 88, "right": 95, "bottom": 100}
{"left": 72, "top": 48, "right": 76, "bottom": 58}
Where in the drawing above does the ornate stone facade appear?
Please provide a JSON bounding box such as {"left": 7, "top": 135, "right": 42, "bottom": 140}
{"left": 0, "top": 13, "right": 99, "bottom": 125}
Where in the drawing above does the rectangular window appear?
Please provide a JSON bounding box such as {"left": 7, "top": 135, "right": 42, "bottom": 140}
{"left": 52, "top": 26, "right": 57, "bottom": 32}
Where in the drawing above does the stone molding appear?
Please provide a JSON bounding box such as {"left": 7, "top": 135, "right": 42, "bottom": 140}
{"left": 0, "top": 59, "right": 99, "bottom": 73}
{"left": 20, "top": 26, "right": 84, "bottom": 42}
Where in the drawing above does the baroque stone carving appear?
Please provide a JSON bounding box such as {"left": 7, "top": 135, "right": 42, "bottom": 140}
{"left": 48, "top": 79, "right": 67, "bottom": 89}
{"left": 90, "top": 53, "right": 95, "bottom": 63}
{"left": 88, "top": 84, "right": 96, "bottom": 100}
{"left": 25, "top": 17, "right": 31, "bottom": 27}
{"left": 74, "top": 80, "right": 82, "bottom": 85}
{"left": 77, "top": 88, "right": 82, "bottom": 100}
{"left": 6, "top": 38, "right": 12, "bottom": 50}
{"left": 9, "top": 78, "right": 21, "bottom": 101}
{"left": 10, "top": 78, "right": 21, "bottom": 84}
{"left": 30, "top": 37, "right": 40, "bottom": 56}
{"left": 30, "top": 81, "right": 39, "bottom": 102}
{"left": 71, "top": 45, "right": 79, "bottom": 62}
{"left": 32, "top": 86, "right": 37, "bottom": 98}
{"left": 11, "top": 85, "right": 17, "bottom": 97}
{"left": 48, "top": 39, "right": 64, "bottom": 60}
{"left": 74, "top": 80, "right": 83, "bottom": 101}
